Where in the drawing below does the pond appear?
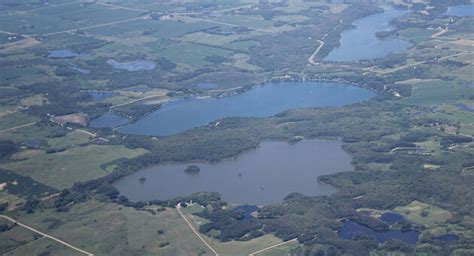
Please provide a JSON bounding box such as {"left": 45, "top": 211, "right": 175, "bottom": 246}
{"left": 433, "top": 234, "right": 460, "bottom": 242}
{"left": 107, "top": 59, "right": 156, "bottom": 71}
{"left": 233, "top": 205, "right": 259, "bottom": 220}
{"left": 445, "top": 4, "right": 474, "bottom": 17}
{"left": 116, "top": 81, "right": 375, "bottom": 136}
{"left": 113, "top": 139, "right": 354, "bottom": 205}
{"left": 48, "top": 50, "right": 84, "bottom": 59}
{"left": 380, "top": 212, "right": 405, "bottom": 225}
{"left": 338, "top": 220, "right": 420, "bottom": 244}
{"left": 89, "top": 112, "right": 129, "bottom": 128}
{"left": 325, "top": 8, "right": 411, "bottom": 62}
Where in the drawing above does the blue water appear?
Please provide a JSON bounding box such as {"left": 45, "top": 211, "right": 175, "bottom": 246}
{"left": 233, "top": 205, "right": 259, "bottom": 220}
{"left": 455, "top": 103, "right": 474, "bottom": 113}
{"left": 107, "top": 59, "right": 156, "bottom": 71}
{"left": 89, "top": 92, "right": 119, "bottom": 101}
{"left": 339, "top": 220, "right": 420, "bottom": 244}
{"left": 90, "top": 113, "right": 129, "bottom": 128}
{"left": 434, "top": 234, "right": 460, "bottom": 242}
{"left": 325, "top": 8, "right": 411, "bottom": 62}
{"left": 114, "top": 139, "right": 352, "bottom": 205}
{"left": 380, "top": 212, "right": 405, "bottom": 225}
{"left": 48, "top": 50, "right": 83, "bottom": 58}
{"left": 446, "top": 4, "right": 474, "bottom": 17}
{"left": 118, "top": 81, "right": 375, "bottom": 136}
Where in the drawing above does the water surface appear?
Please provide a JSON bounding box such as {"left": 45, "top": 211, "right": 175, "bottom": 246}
{"left": 446, "top": 4, "right": 474, "bottom": 17}
{"left": 325, "top": 8, "right": 411, "bottom": 62}
{"left": 113, "top": 139, "right": 354, "bottom": 205}
{"left": 118, "top": 81, "right": 375, "bottom": 136}
{"left": 90, "top": 112, "right": 129, "bottom": 128}
{"left": 48, "top": 50, "right": 83, "bottom": 58}
{"left": 433, "top": 234, "right": 460, "bottom": 242}
{"left": 107, "top": 59, "right": 156, "bottom": 71}
{"left": 339, "top": 220, "right": 419, "bottom": 244}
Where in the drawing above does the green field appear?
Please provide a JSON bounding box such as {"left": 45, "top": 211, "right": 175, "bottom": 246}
{"left": 0, "top": 145, "right": 148, "bottom": 189}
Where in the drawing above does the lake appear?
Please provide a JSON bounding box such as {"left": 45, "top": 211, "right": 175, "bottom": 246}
{"left": 446, "top": 4, "right": 474, "bottom": 17}
{"left": 339, "top": 220, "right": 420, "bottom": 244}
{"left": 325, "top": 8, "right": 411, "bottom": 62}
{"left": 116, "top": 81, "right": 374, "bottom": 136}
{"left": 113, "top": 139, "right": 354, "bottom": 205}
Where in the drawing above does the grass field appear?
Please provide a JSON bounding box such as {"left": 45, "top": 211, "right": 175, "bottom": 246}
{"left": 0, "top": 145, "right": 148, "bottom": 189}
{"left": 10, "top": 200, "right": 213, "bottom": 256}
{"left": 394, "top": 200, "right": 453, "bottom": 227}
{"left": 400, "top": 80, "right": 473, "bottom": 107}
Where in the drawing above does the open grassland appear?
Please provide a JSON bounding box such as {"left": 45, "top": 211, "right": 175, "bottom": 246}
{"left": 400, "top": 80, "right": 473, "bottom": 107}
{"left": 394, "top": 201, "right": 453, "bottom": 227}
{"left": 0, "top": 145, "right": 148, "bottom": 189}
{"left": 9, "top": 200, "right": 213, "bottom": 256}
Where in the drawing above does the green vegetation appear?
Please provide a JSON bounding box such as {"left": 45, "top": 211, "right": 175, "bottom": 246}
{"left": 0, "top": 0, "right": 473, "bottom": 255}
{"left": 0, "top": 145, "right": 147, "bottom": 189}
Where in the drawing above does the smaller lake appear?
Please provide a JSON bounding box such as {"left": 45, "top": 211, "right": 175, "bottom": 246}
{"left": 117, "top": 81, "right": 375, "bottom": 136}
{"left": 380, "top": 212, "right": 405, "bottom": 225}
{"left": 433, "top": 234, "right": 460, "bottom": 242}
{"left": 339, "top": 220, "right": 420, "bottom": 244}
{"left": 113, "top": 139, "right": 354, "bottom": 205}
{"left": 107, "top": 59, "right": 156, "bottom": 71}
{"left": 89, "top": 112, "right": 129, "bottom": 128}
{"left": 446, "top": 4, "right": 474, "bottom": 17}
{"left": 233, "top": 205, "right": 259, "bottom": 220}
{"left": 325, "top": 8, "right": 411, "bottom": 62}
{"left": 48, "top": 50, "right": 84, "bottom": 58}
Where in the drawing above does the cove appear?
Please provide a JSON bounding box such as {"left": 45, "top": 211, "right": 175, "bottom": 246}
{"left": 325, "top": 8, "right": 411, "bottom": 62}
{"left": 113, "top": 139, "right": 354, "bottom": 205}
{"left": 117, "top": 81, "right": 375, "bottom": 136}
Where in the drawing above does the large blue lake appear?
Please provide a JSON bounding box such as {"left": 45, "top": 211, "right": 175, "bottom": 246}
{"left": 325, "top": 8, "right": 411, "bottom": 62}
{"left": 114, "top": 139, "right": 354, "bottom": 205}
{"left": 117, "top": 81, "right": 374, "bottom": 136}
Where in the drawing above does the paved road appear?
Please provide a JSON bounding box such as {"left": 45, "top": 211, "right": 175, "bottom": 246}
{"left": 176, "top": 204, "right": 219, "bottom": 256}
{"left": 0, "top": 215, "right": 94, "bottom": 256}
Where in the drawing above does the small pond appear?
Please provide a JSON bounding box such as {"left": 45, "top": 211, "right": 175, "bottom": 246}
{"left": 434, "top": 234, "right": 460, "bottom": 242}
{"left": 338, "top": 220, "right": 420, "bottom": 244}
{"left": 113, "top": 139, "right": 354, "bottom": 205}
{"left": 233, "top": 205, "right": 259, "bottom": 220}
{"left": 48, "top": 50, "right": 84, "bottom": 59}
{"left": 107, "top": 59, "right": 156, "bottom": 71}
{"left": 380, "top": 212, "right": 405, "bottom": 225}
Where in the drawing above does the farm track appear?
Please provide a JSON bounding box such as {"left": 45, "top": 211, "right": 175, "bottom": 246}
{"left": 176, "top": 204, "right": 219, "bottom": 256}
{"left": 0, "top": 215, "right": 94, "bottom": 256}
